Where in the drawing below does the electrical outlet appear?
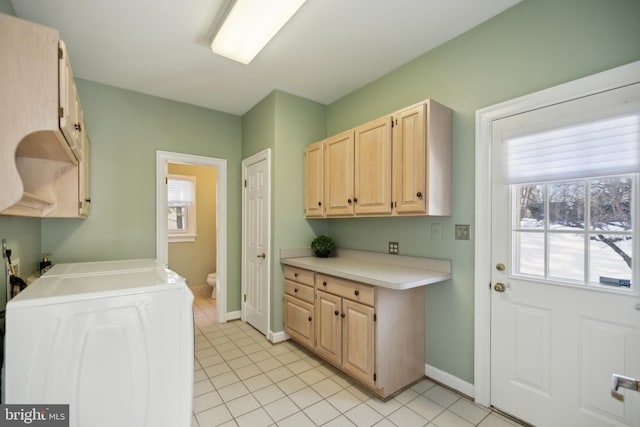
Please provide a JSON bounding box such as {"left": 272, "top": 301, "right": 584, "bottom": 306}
{"left": 431, "top": 223, "right": 442, "bottom": 240}
{"left": 388, "top": 241, "right": 399, "bottom": 255}
{"left": 455, "top": 224, "right": 471, "bottom": 240}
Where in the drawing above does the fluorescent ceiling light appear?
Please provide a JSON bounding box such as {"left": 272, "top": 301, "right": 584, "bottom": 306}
{"left": 211, "top": 0, "right": 307, "bottom": 65}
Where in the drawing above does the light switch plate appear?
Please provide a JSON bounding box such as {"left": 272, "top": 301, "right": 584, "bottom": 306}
{"left": 455, "top": 224, "right": 471, "bottom": 240}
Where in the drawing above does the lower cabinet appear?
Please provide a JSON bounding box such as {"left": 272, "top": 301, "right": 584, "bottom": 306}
{"left": 283, "top": 265, "right": 426, "bottom": 399}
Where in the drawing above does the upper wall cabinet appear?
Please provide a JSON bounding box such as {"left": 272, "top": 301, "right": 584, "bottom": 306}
{"left": 0, "top": 14, "right": 90, "bottom": 218}
{"left": 304, "top": 99, "right": 452, "bottom": 218}
{"left": 323, "top": 130, "right": 354, "bottom": 217}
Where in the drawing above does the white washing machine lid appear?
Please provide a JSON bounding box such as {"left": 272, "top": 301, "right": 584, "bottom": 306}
{"left": 7, "top": 267, "right": 186, "bottom": 309}
{"left": 43, "top": 258, "right": 165, "bottom": 277}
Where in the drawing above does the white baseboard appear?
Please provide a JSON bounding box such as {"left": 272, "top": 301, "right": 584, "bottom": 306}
{"left": 226, "top": 310, "right": 241, "bottom": 321}
{"left": 269, "top": 330, "right": 290, "bottom": 344}
{"left": 425, "top": 364, "right": 475, "bottom": 399}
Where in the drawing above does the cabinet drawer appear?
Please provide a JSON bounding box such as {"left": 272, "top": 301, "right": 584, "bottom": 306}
{"left": 284, "top": 279, "right": 314, "bottom": 304}
{"left": 315, "top": 274, "right": 374, "bottom": 306}
{"left": 284, "top": 266, "right": 314, "bottom": 286}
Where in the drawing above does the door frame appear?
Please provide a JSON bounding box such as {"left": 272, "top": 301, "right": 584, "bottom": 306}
{"left": 474, "top": 60, "right": 640, "bottom": 406}
{"left": 156, "top": 150, "right": 228, "bottom": 324}
{"left": 241, "top": 149, "right": 271, "bottom": 335}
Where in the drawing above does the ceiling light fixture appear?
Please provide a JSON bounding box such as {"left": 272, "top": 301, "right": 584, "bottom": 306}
{"left": 210, "top": 0, "right": 307, "bottom": 65}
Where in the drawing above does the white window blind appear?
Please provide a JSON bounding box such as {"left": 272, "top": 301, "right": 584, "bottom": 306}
{"left": 168, "top": 176, "right": 194, "bottom": 204}
{"left": 505, "top": 113, "right": 640, "bottom": 184}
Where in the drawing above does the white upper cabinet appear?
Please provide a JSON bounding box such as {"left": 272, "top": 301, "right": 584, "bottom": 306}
{"left": 0, "top": 14, "right": 89, "bottom": 217}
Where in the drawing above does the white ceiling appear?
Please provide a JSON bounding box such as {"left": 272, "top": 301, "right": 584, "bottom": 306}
{"left": 11, "top": 0, "right": 520, "bottom": 116}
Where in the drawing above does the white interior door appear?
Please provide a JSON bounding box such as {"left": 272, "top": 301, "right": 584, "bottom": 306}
{"left": 242, "top": 150, "right": 270, "bottom": 335}
{"left": 490, "top": 84, "right": 640, "bottom": 426}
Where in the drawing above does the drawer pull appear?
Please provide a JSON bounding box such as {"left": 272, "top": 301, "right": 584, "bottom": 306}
{"left": 294, "top": 273, "right": 298, "bottom": 277}
{"left": 354, "top": 290, "right": 360, "bottom": 296}
{"left": 323, "top": 281, "right": 327, "bottom": 287}
{"left": 294, "top": 288, "right": 298, "bottom": 293}
{"left": 334, "top": 310, "right": 339, "bottom": 316}
{"left": 308, "top": 317, "right": 312, "bottom": 322}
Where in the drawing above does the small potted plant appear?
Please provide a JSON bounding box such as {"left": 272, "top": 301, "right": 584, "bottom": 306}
{"left": 311, "top": 235, "right": 335, "bottom": 258}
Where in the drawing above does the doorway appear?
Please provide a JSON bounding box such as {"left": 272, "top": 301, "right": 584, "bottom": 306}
{"left": 156, "top": 151, "right": 228, "bottom": 324}
{"left": 475, "top": 61, "right": 640, "bottom": 425}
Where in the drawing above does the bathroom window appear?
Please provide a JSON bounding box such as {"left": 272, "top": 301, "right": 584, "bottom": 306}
{"left": 167, "top": 174, "right": 197, "bottom": 242}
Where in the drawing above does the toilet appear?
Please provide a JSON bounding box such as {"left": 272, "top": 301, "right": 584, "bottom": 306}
{"left": 207, "top": 272, "right": 217, "bottom": 295}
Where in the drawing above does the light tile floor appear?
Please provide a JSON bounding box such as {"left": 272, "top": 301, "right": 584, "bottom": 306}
{"left": 192, "top": 296, "right": 526, "bottom": 427}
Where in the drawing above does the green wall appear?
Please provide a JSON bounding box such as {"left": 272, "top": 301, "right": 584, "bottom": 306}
{"left": 324, "top": 0, "right": 640, "bottom": 383}
{"left": 242, "top": 90, "right": 326, "bottom": 331}
{"left": 40, "top": 80, "right": 243, "bottom": 310}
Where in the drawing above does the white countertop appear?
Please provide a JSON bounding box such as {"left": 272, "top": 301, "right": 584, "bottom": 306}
{"left": 280, "top": 248, "right": 451, "bottom": 290}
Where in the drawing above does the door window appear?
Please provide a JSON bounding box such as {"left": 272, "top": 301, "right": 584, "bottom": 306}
{"left": 512, "top": 175, "right": 634, "bottom": 288}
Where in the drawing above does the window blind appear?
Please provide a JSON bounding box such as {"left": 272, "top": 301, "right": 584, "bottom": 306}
{"left": 504, "top": 113, "right": 640, "bottom": 184}
{"left": 168, "top": 177, "right": 194, "bottom": 204}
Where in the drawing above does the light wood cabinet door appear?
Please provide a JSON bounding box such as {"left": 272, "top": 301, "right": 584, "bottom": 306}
{"left": 392, "top": 103, "right": 426, "bottom": 214}
{"left": 315, "top": 290, "right": 342, "bottom": 366}
{"left": 58, "top": 41, "right": 83, "bottom": 162}
{"left": 354, "top": 116, "right": 392, "bottom": 215}
{"left": 304, "top": 140, "right": 324, "bottom": 218}
{"left": 284, "top": 295, "right": 315, "bottom": 350}
{"left": 341, "top": 299, "right": 375, "bottom": 387}
{"left": 323, "top": 130, "right": 354, "bottom": 216}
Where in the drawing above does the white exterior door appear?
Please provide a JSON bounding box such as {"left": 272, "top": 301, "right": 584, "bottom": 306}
{"left": 242, "top": 150, "right": 270, "bottom": 335}
{"left": 489, "top": 84, "right": 640, "bottom": 426}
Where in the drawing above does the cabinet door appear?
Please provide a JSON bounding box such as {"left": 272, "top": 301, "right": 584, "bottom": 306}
{"left": 284, "top": 295, "right": 315, "bottom": 350}
{"left": 79, "top": 129, "right": 91, "bottom": 217}
{"left": 304, "top": 141, "right": 324, "bottom": 217}
{"left": 392, "top": 103, "right": 426, "bottom": 214}
{"left": 315, "top": 290, "right": 342, "bottom": 366}
{"left": 342, "top": 299, "right": 375, "bottom": 387}
{"left": 354, "top": 116, "right": 392, "bottom": 215}
{"left": 323, "top": 130, "right": 354, "bottom": 216}
{"left": 58, "top": 41, "right": 83, "bottom": 161}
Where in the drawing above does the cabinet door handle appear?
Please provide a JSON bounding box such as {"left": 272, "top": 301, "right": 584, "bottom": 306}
{"left": 353, "top": 197, "right": 358, "bottom": 203}
{"left": 334, "top": 310, "right": 339, "bottom": 316}
{"left": 341, "top": 313, "right": 345, "bottom": 318}
{"left": 323, "top": 281, "right": 327, "bottom": 287}
{"left": 294, "top": 288, "right": 298, "bottom": 293}
{"left": 318, "top": 201, "right": 322, "bottom": 206}
{"left": 417, "top": 191, "right": 422, "bottom": 198}
{"left": 354, "top": 290, "right": 360, "bottom": 296}
{"left": 308, "top": 317, "right": 312, "bottom": 322}
{"left": 347, "top": 198, "right": 352, "bottom": 204}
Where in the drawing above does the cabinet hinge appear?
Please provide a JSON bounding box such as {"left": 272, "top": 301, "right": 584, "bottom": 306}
{"left": 78, "top": 201, "right": 82, "bottom": 209}
{"left": 243, "top": 294, "right": 246, "bottom": 302}
{"left": 373, "top": 314, "right": 377, "bottom": 322}
{"left": 165, "top": 177, "right": 168, "bottom": 185}
{"left": 373, "top": 373, "right": 377, "bottom": 382}
{"left": 244, "top": 179, "right": 247, "bottom": 188}
{"left": 58, "top": 106, "right": 64, "bottom": 118}
{"left": 58, "top": 47, "right": 63, "bottom": 59}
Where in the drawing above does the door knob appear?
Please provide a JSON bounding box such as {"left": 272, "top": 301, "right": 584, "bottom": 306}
{"left": 494, "top": 282, "right": 506, "bottom": 293}
{"left": 496, "top": 263, "right": 505, "bottom": 271}
{"left": 257, "top": 253, "right": 266, "bottom": 259}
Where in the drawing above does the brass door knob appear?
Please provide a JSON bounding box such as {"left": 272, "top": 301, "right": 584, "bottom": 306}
{"left": 494, "top": 282, "right": 506, "bottom": 293}
{"left": 496, "top": 263, "right": 506, "bottom": 271}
